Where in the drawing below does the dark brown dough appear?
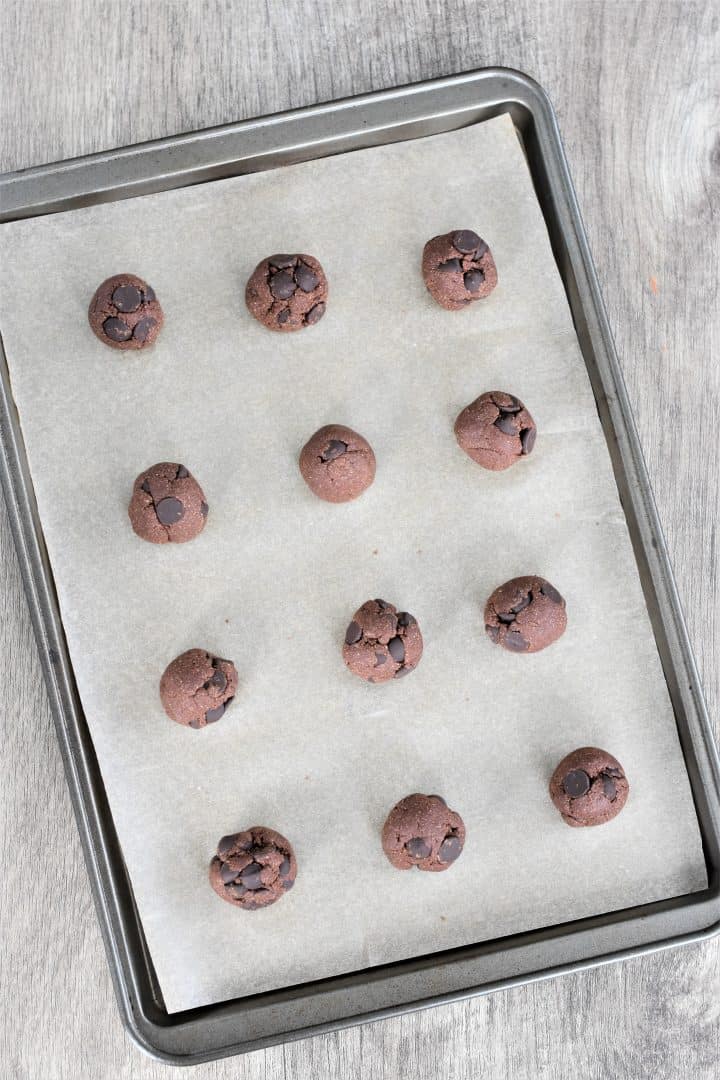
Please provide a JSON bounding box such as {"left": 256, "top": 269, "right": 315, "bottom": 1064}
{"left": 549, "top": 747, "right": 629, "bottom": 827}
{"left": 421, "top": 230, "right": 498, "bottom": 310}
{"left": 88, "top": 273, "right": 163, "bottom": 350}
{"left": 128, "top": 462, "right": 208, "bottom": 544}
{"left": 382, "top": 793, "right": 465, "bottom": 872}
{"left": 159, "top": 648, "right": 238, "bottom": 728}
{"left": 299, "top": 424, "right": 376, "bottom": 502}
{"left": 343, "top": 599, "right": 423, "bottom": 682}
{"left": 484, "top": 575, "right": 567, "bottom": 653}
{"left": 455, "top": 391, "right": 536, "bottom": 470}
{"left": 209, "top": 826, "right": 297, "bottom": 909}
{"left": 245, "top": 253, "right": 327, "bottom": 332}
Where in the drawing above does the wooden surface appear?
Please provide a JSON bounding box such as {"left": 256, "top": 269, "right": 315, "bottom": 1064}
{"left": 1, "top": 2, "right": 719, "bottom": 1077}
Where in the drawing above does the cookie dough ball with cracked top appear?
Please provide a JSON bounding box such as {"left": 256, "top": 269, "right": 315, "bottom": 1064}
{"left": 549, "top": 747, "right": 629, "bottom": 827}
{"left": 160, "top": 648, "right": 238, "bottom": 728}
{"left": 422, "top": 230, "right": 498, "bottom": 310}
{"left": 455, "top": 391, "right": 536, "bottom": 470}
{"left": 245, "top": 253, "right": 327, "bottom": 332}
{"left": 484, "top": 575, "right": 567, "bottom": 653}
{"left": 128, "top": 462, "right": 208, "bottom": 544}
{"left": 88, "top": 273, "right": 163, "bottom": 349}
{"left": 343, "top": 599, "right": 423, "bottom": 682}
{"left": 382, "top": 793, "right": 465, "bottom": 872}
{"left": 209, "top": 826, "right": 297, "bottom": 909}
{"left": 299, "top": 424, "right": 376, "bottom": 503}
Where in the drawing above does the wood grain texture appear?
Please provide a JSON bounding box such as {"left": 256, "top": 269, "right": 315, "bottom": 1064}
{"left": 1, "top": 1, "right": 719, "bottom": 1076}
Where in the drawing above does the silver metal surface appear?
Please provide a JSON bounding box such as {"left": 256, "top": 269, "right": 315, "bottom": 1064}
{"left": 1, "top": 68, "right": 719, "bottom": 1065}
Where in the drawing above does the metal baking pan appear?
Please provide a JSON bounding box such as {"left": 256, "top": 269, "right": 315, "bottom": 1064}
{"left": 1, "top": 68, "right": 719, "bottom": 1065}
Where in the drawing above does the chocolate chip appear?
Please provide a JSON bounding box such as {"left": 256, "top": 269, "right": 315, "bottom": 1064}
{"left": 133, "top": 316, "right": 157, "bottom": 342}
{"left": 251, "top": 845, "right": 274, "bottom": 863}
{"left": 493, "top": 394, "right": 522, "bottom": 413}
{"left": 270, "top": 270, "right": 296, "bottom": 299}
{"left": 374, "top": 599, "right": 390, "bottom": 610}
{"left": 563, "top": 769, "right": 590, "bottom": 797}
{"left": 438, "top": 258, "right": 462, "bottom": 273}
{"left": 140, "top": 479, "right": 151, "bottom": 494}
{"left": 282, "top": 877, "right": 295, "bottom": 890}
{"left": 511, "top": 595, "right": 531, "bottom": 614}
{"left": 494, "top": 413, "right": 517, "bottom": 436}
{"left": 602, "top": 775, "right": 618, "bottom": 800}
{"left": 155, "top": 496, "right": 184, "bottom": 525}
{"left": 103, "top": 317, "right": 132, "bottom": 342}
{"left": 268, "top": 254, "right": 296, "bottom": 269}
{"left": 220, "top": 862, "right": 238, "bottom": 884}
{"left": 345, "top": 621, "right": 362, "bottom": 645}
{"left": 474, "top": 239, "right": 489, "bottom": 259}
{"left": 540, "top": 582, "right": 563, "bottom": 605}
{"left": 277, "top": 309, "right": 291, "bottom": 325}
{"left": 405, "top": 837, "right": 431, "bottom": 859}
{"left": 207, "top": 668, "right": 227, "bottom": 693}
{"left": 217, "top": 835, "right": 236, "bottom": 858}
{"left": 200, "top": 501, "right": 209, "bottom": 517}
{"left": 520, "top": 427, "right": 536, "bottom": 455}
{"left": 394, "top": 665, "right": 412, "bottom": 678}
{"left": 397, "top": 611, "right": 414, "bottom": 627}
{"left": 205, "top": 703, "right": 226, "bottom": 724}
{"left": 321, "top": 440, "right": 347, "bottom": 462}
{"left": 504, "top": 631, "right": 529, "bottom": 651}
{"left": 305, "top": 302, "right": 325, "bottom": 325}
{"left": 439, "top": 836, "right": 463, "bottom": 863}
{"left": 486, "top": 624, "right": 500, "bottom": 643}
{"left": 497, "top": 611, "right": 516, "bottom": 624}
{"left": 375, "top": 652, "right": 387, "bottom": 666}
{"left": 279, "top": 858, "right": 291, "bottom": 877}
{"left": 294, "top": 263, "right": 319, "bottom": 292}
{"left": 604, "top": 767, "right": 623, "bottom": 778}
{"left": 188, "top": 718, "right": 202, "bottom": 729}
{"left": 464, "top": 269, "right": 485, "bottom": 293}
{"left": 175, "top": 465, "right": 189, "bottom": 479}
{"left": 143, "top": 284, "right": 156, "bottom": 303}
{"left": 388, "top": 636, "right": 405, "bottom": 663}
{"left": 228, "top": 883, "right": 248, "bottom": 898}
{"left": 429, "top": 794, "right": 446, "bottom": 805}
{"left": 453, "top": 229, "right": 481, "bottom": 254}
{"left": 240, "top": 862, "right": 264, "bottom": 890}
{"left": 111, "top": 284, "right": 142, "bottom": 312}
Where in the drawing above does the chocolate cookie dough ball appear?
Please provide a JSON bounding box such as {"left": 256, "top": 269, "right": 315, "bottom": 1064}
{"left": 422, "top": 230, "right": 498, "bottom": 310}
{"left": 549, "top": 747, "right": 629, "bottom": 827}
{"left": 484, "top": 575, "right": 567, "bottom": 653}
{"left": 128, "top": 462, "right": 208, "bottom": 544}
{"left": 382, "top": 794, "right": 465, "bottom": 872}
{"left": 455, "top": 391, "right": 536, "bottom": 470}
{"left": 209, "top": 826, "right": 297, "bottom": 909}
{"left": 343, "top": 599, "right": 423, "bottom": 682}
{"left": 245, "top": 253, "right": 327, "bottom": 332}
{"left": 299, "top": 424, "right": 376, "bottom": 503}
{"left": 160, "top": 648, "right": 238, "bottom": 728}
{"left": 88, "top": 273, "right": 163, "bottom": 349}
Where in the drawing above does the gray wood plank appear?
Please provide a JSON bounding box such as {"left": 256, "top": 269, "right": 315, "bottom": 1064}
{"left": 1, "top": 2, "right": 718, "bottom": 1077}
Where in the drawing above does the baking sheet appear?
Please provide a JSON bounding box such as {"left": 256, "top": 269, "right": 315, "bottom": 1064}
{"left": 0, "top": 114, "right": 707, "bottom": 1014}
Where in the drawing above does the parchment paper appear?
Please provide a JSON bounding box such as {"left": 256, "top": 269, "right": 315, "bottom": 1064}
{"left": 0, "top": 115, "right": 707, "bottom": 1013}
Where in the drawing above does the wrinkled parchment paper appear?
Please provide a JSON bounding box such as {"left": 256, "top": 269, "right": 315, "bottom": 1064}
{"left": 0, "top": 115, "right": 706, "bottom": 1013}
